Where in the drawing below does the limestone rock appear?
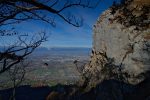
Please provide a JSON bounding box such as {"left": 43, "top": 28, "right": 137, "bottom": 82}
{"left": 84, "top": 1, "right": 150, "bottom": 85}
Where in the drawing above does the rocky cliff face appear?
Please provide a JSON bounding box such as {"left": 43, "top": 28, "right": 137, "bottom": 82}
{"left": 83, "top": 0, "right": 150, "bottom": 86}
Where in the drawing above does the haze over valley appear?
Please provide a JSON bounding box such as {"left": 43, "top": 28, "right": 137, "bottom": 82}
{"left": 0, "top": 47, "right": 91, "bottom": 88}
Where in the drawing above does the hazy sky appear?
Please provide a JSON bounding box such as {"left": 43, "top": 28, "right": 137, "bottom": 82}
{"left": 1, "top": 0, "right": 120, "bottom": 48}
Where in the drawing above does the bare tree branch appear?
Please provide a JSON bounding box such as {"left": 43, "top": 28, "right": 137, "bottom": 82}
{"left": 0, "top": 32, "right": 47, "bottom": 74}
{"left": 0, "top": 0, "right": 100, "bottom": 77}
{"left": 0, "top": 0, "right": 100, "bottom": 27}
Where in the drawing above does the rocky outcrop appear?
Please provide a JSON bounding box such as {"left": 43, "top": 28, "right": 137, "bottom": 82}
{"left": 83, "top": 0, "right": 150, "bottom": 86}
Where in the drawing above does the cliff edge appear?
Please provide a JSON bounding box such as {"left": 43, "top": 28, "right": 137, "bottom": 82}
{"left": 83, "top": 0, "right": 150, "bottom": 86}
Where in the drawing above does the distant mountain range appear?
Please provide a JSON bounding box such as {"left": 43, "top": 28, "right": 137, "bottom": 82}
{"left": 0, "top": 46, "right": 91, "bottom": 56}
{"left": 33, "top": 47, "right": 91, "bottom": 56}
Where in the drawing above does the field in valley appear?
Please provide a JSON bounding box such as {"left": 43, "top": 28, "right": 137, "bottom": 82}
{"left": 0, "top": 47, "right": 90, "bottom": 89}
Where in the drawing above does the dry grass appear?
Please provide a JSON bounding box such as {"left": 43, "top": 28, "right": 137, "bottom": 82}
{"left": 144, "top": 32, "right": 150, "bottom": 40}
{"left": 46, "top": 91, "right": 62, "bottom": 100}
{"left": 134, "top": 0, "right": 150, "bottom": 5}
{"left": 144, "top": 35, "right": 150, "bottom": 40}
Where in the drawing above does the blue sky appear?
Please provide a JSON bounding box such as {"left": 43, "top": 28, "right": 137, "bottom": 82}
{"left": 1, "top": 0, "right": 120, "bottom": 48}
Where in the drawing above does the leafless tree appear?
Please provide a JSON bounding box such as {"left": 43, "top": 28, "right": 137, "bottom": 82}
{"left": 0, "top": 0, "right": 100, "bottom": 99}
{"left": 73, "top": 60, "right": 90, "bottom": 88}
{"left": 0, "top": 0, "right": 100, "bottom": 27}
{"left": 0, "top": 32, "right": 47, "bottom": 99}
{"left": 0, "top": 0, "right": 100, "bottom": 74}
{"left": 8, "top": 61, "right": 28, "bottom": 100}
{"left": 0, "top": 32, "right": 47, "bottom": 74}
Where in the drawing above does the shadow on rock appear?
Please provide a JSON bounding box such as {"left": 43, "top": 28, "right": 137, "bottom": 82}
{"left": 0, "top": 79, "right": 150, "bottom": 100}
